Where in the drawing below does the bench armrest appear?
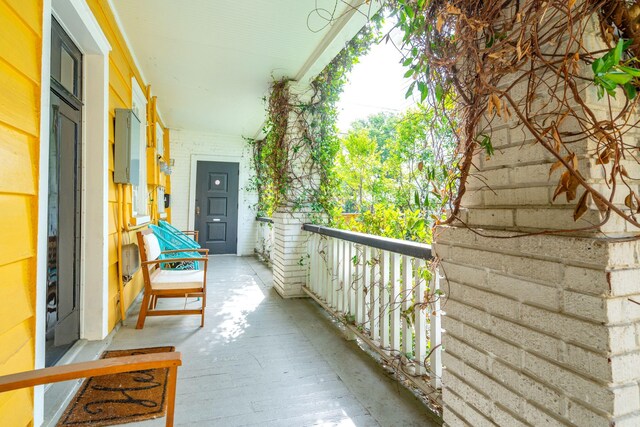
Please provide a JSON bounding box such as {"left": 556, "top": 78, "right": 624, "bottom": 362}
{"left": 0, "top": 352, "right": 182, "bottom": 393}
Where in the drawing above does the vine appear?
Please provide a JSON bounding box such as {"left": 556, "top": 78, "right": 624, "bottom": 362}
{"left": 248, "top": 12, "right": 383, "bottom": 219}
{"left": 391, "top": 0, "right": 640, "bottom": 236}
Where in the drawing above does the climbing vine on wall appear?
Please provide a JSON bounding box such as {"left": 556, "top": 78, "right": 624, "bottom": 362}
{"left": 248, "top": 13, "right": 383, "bottom": 218}
{"left": 392, "top": 0, "right": 640, "bottom": 235}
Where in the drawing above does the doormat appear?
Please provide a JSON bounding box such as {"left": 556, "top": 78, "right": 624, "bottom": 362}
{"left": 57, "top": 346, "right": 175, "bottom": 426}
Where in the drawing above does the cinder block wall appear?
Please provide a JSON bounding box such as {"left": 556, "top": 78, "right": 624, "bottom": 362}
{"left": 434, "top": 22, "right": 640, "bottom": 427}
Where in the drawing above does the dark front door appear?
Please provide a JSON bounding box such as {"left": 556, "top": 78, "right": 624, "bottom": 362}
{"left": 46, "top": 18, "right": 82, "bottom": 367}
{"left": 195, "top": 161, "right": 239, "bottom": 254}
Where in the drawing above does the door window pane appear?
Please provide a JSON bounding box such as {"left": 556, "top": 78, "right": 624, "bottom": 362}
{"left": 60, "top": 47, "right": 76, "bottom": 95}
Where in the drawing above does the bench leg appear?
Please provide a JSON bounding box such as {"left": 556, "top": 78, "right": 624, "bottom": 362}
{"left": 136, "top": 293, "right": 151, "bottom": 329}
{"left": 165, "top": 366, "right": 178, "bottom": 426}
{"left": 200, "top": 290, "right": 206, "bottom": 327}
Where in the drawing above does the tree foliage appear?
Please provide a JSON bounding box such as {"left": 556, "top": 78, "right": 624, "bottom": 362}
{"left": 332, "top": 102, "right": 456, "bottom": 242}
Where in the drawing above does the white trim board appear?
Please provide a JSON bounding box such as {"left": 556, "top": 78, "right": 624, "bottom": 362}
{"left": 37, "top": 1, "right": 111, "bottom": 423}
{"left": 105, "top": 0, "right": 166, "bottom": 126}
{"left": 35, "top": 3, "right": 53, "bottom": 424}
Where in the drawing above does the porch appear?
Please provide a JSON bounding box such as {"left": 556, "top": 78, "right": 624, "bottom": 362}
{"left": 46, "top": 256, "right": 438, "bottom": 426}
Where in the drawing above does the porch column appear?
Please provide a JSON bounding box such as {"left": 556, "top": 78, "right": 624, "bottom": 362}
{"left": 272, "top": 210, "right": 312, "bottom": 298}
{"left": 434, "top": 29, "right": 640, "bottom": 427}
{"left": 271, "top": 82, "right": 318, "bottom": 298}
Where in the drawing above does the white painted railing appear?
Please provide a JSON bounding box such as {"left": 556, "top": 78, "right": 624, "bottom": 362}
{"left": 303, "top": 224, "right": 443, "bottom": 400}
{"left": 255, "top": 217, "right": 273, "bottom": 263}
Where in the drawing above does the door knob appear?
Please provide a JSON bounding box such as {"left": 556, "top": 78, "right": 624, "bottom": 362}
{"left": 195, "top": 206, "right": 200, "bottom": 215}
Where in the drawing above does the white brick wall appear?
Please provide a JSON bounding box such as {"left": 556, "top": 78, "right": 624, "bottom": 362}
{"left": 271, "top": 210, "right": 311, "bottom": 298}
{"left": 169, "top": 129, "right": 258, "bottom": 256}
{"left": 435, "top": 227, "right": 640, "bottom": 426}
{"left": 436, "top": 21, "right": 640, "bottom": 425}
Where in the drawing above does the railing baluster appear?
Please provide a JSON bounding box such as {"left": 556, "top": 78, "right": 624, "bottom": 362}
{"left": 326, "top": 238, "right": 336, "bottom": 308}
{"left": 362, "top": 245, "right": 370, "bottom": 326}
{"left": 379, "top": 251, "right": 390, "bottom": 350}
{"left": 369, "top": 249, "right": 380, "bottom": 341}
{"left": 306, "top": 233, "right": 313, "bottom": 291}
{"left": 315, "top": 235, "right": 322, "bottom": 295}
{"left": 319, "top": 237, "right": 327, "bottom": 301}
{"left": 430, "top": 266, "right": 442, "bottom": 389}
{"left": 342, "top": 240, "right": 349, "bottom": 315}
{"left": 414, "top": 258, "right": 427, "bottom": 375}
{"left": 349, "top": 242, "right": 356, "bottom": 316}
{"left": 311, "top": 234, "right": 317, "bottom": 293}
{"left": 390, "top": 252, "right": 401, "bottom": 354}
{"left": 354, "top": 245, "right": 364, "bottom": 325}
{"left": 329, "top": 237, "right": 337, "bottom": 309}
{"left": 336, "top": 239, "right": 344, "bottom": 313}
{"left": 314, "top": 235, "right": 320, "bottom": 296}
{"left": 401, "top": 255, "right": 413, "bottom": 358}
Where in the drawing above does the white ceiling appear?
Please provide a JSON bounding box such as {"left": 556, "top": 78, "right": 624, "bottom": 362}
{"left": 110, "top": 0, "right": 379, "bottom": 137}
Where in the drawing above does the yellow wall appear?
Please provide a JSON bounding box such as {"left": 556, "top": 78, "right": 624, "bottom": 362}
{"left": 0, "top": 0, "right": 42, "bottom": 424}
{"left": 0, "top": 0, "right": 170, "bottom": 423}
{"left": 85, "top": 0, "right": 171, "bottom": 331}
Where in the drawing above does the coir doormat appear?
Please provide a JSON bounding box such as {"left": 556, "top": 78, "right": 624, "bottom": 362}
{"left": 57, "top": 346, "right": 175, "bottom": 426}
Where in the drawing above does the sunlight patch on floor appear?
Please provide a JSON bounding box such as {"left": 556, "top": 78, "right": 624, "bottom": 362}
{"left": 213, "top": 277, "right": 265, "bottom": 342}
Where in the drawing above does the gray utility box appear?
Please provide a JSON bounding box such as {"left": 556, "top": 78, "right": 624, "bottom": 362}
{"left": 114, "top": 108, "right": 141, "bottom": 185}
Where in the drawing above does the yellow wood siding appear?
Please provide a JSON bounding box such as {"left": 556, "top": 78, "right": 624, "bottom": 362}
{"left": 85, "top": 0, "right": 170, "bottom": 330}
{"left": 0, "top": 0, "right": 41, "bottom": 423}
{"left": 0, "top": 0, "right": 171, "bottom": 423}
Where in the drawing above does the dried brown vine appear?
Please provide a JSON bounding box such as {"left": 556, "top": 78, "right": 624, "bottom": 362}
{"left": 395, "top": 0, "right": 640, "bottom": 236}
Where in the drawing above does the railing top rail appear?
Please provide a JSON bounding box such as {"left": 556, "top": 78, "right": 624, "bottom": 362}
{"left": 303, "top": 223, "right": 433, "bottom": 260}
{"left": 255, "top": 217, "right": 274, "bottom": 224}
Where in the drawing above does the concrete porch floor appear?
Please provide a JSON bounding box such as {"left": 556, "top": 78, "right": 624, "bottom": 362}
{"left": 54, "top": 256, "right": 439, "bottom": 426}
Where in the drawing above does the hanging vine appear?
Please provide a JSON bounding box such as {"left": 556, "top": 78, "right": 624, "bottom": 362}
{"left": 248, "top": 13, "right": 383, "bottom": 218}
{"left": 390, "top": 0, "right": 640, "bottom": 236}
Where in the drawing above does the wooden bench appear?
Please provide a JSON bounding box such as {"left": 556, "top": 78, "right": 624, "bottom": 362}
{"left": 0, "top": 352, "right": 182, "bottom": 426}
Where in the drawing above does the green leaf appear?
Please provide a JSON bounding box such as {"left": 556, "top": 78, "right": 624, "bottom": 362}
{"left": 624, "top": 82, "right": 637, "bottom": 100}
{"left": 592, "top": 58, "right": 604, "bottom": 75}
{"left": 402, "top": 57, "right": 413, "bottom": 67}
{"left": 435, "top": 84, "right": 444, "bottom": 103}
{"left": 478, "top": 134, "right": 494, "bottom": 156}
{"left": 613, "top": 38, "right": 624, "bottom": 64}
{"left": 405, "top": 81, "right": 416, "bottom": 98}
{"left": 414, "top": 191, "right": 420, "bottom": 207}
{"left": 603, "top": 72, "right": 633, "bottom": 84}
{"left": 619, "top": 65, "right": 640, "bottom": 77}
{"left": 418, "top": 81, "right": 428, "bottom": 102}
{"left": 404, "top": 5, "right": 415, "bottom": 19}
{"left": 404, "top": 68, "right": 415, "bottom": 78}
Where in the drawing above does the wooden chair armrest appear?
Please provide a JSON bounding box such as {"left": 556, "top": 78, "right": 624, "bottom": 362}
{"left": 142, "top": 258, "right": 208, "bottom": 266}
{"left": 181, "top": 231, "right": 197, "bottom": 235}
{"left": 161, "top": 248, "right": 209, "bottom": 255}
{"left": 0, "top": 352, "right": 182, "bottom": 393}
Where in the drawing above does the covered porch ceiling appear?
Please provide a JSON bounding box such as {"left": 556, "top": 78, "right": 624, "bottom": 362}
{"left": 110, "top": 0, "right": 379, "bottom": 138}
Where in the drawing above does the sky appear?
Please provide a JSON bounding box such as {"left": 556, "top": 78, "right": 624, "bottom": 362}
{"left": 336, "top": 24, "right": 417, "bottom": 133}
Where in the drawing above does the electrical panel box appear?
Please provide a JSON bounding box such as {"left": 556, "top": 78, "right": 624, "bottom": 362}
{"left": 114, "top": 108, "right": 141, "bottom": 184}
{"left": 121, "top": 243, "right": 140, "bottom": 277}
